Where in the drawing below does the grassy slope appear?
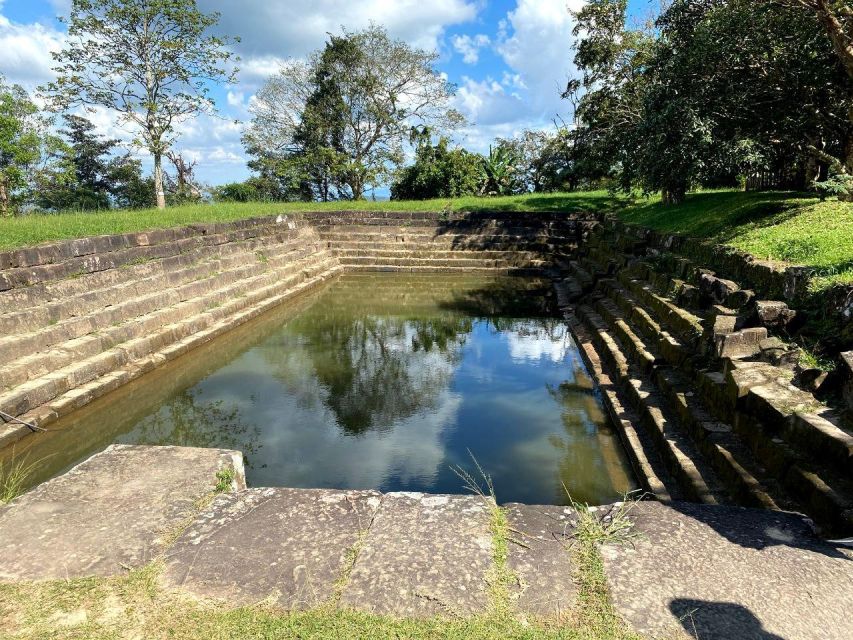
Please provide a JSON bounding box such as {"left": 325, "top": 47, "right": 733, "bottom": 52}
{"left": 0, "top": 192, "right": 612, "bottom": 252}
{"left": 618, "top": 190, "right": 853, "bottom": 289}
{"left": 1, "top": 189, "right": 850, "bottom": 288}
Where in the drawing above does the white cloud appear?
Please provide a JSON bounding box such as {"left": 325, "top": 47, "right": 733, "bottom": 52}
{"left": 495, "top": 0, "right": 585, "bottom": 118}
{"left": 451, "top": 33, "right": 490, "bottom": 64}
{"left": 0, "top": 14, "right": 64, "bottom": 89}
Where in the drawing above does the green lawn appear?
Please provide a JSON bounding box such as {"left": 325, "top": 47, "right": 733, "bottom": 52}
{"left": 1, "top": 189, "right": 851, "bottom": 289}
{"left": 0, "top": 192, "right": 612, "bottom": 252}
{"left": 617, "top": 191, "right": 853, "bottom": 289}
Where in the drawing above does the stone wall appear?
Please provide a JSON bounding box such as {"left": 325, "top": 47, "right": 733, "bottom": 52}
{"left": 2, "top": 208, "right": 850, "bottom": 537}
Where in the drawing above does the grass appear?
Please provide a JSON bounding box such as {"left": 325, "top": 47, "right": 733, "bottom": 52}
{"left": 618, "top": 190, "right": 853, "bottom": 289}
{"left": 0, "top": 192, "right": 611, "bottom": 252}
{"left": 2, "top": 189, "right": 849, "bottom": 289}
{"left": 0, "top": 452, "right": 39, "bottom": 504}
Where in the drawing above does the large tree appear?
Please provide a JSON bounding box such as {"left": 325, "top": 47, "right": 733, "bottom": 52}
{"left": 245, "top": 25, "right": 464, "bottom": 200}
{"left": 43, "top": 0, "right": 238, "bottom": 209}
{"left": 779, "top": 0, "right": 853, "bottom": 181}
{"left": 0, "top": 77, "right": 65, "bottom": 216}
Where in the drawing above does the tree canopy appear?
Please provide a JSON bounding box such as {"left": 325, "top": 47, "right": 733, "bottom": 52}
{"left": 244, "top": 24, "right": 465, "bottom": 201}
{"left": 43, "top": 0, "right": 238, "bottom": 209}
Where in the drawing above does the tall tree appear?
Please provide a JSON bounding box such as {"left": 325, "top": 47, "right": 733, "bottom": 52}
{"left": 245, "top": 24, "right": 464, "bottom": 200}
{"left": 780, "top": 0, "right": 853, "bottom": 180}
{"left": 43, "top": 0, "right": 238, "bottom": 209}
{"left": 0, "top": 77, "right": 57, "bottom": 216}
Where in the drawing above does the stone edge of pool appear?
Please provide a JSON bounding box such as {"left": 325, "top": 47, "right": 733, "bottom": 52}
{"left": 0, "top": 443, "right": 850, "bottom": 640}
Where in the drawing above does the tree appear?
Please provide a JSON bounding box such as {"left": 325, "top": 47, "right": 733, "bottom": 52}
{"left": 481, "top": 145, "right": 521, "bottom": 196}
{"left": 245, "top": 24, "right": 464, "bottom": 200}
{"left": 44, "top": 0, "right": 238, "bottom": 209}
{"left": 0, "top": 79, "right": 80, "bottom": 216}
{"left": 391, "top": 127, "right": 483, "bottom": 200}
{"left": 779, "top": 0, "right": 853, "bottom": 186}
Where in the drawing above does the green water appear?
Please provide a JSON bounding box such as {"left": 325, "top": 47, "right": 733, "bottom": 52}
{"left": 8, "top": 273, "right": 637, "bottom": 505}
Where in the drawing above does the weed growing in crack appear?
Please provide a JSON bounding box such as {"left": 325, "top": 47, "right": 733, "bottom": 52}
{"left": 452, "top": 451, "right": 520, "bottom": 620}
{"left": 214, "top": 468, "right": 235, "bottom": 494}
{"left": 0, "top": 451, "right": 41, "bottom": 504}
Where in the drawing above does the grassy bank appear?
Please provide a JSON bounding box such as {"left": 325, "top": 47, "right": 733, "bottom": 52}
{"left": 618, "top": 191, "right": 853, "bottom": 290}
{"left": 0, "top": 192, "right": 611, "bottom": 252}
{"left": 1, "top": 189, "right": 850, "bottom": 289}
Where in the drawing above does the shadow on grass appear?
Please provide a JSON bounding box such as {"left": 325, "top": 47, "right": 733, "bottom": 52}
{"left": 619, "top": 191, "right": 814, "bottom": 240}
{"left": 457, "top": 193, "right": 617, "bottom": 214}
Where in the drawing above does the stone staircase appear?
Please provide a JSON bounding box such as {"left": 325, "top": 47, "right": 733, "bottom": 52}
{"left": 560, "top": 220, "right": 853, "bottom": 537}
{"left": 0, "top": 216, "right": 343, "bottom": 448}
{"left": 309, "top": 211, "right": 593, "bottom": 274}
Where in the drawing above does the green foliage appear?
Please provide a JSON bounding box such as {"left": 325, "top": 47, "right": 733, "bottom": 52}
{"left": 391, "top": 129, "right": 484, "bottom": 200}
{"left": 44, "top": 0, "right": 239, "bottom": 209}
{"left": 244, "top": 24, "right": 464, "bottom": 201}
{"left": 0, "top": 77, "right": 54, "bottom": 216}
{"left": 481, "top": 145, "right": 520, "bottom": 196}
{"left": 814, "top": 171, "right": 853, "bottom": 201}
{"left": 567, "top": 0, "right": 853, "bottom": 202}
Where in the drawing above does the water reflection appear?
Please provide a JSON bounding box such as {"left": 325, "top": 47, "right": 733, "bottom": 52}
{"left": 5, "top": 273, "right": 637, "bottom": 505}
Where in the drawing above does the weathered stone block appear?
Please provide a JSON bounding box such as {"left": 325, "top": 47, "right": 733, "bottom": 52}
{"left": 0, "top": 444, "right": 245, "bottom": 580}
{"left": 840, "top": 351, "right": 853, "bottom": 411}
{"left": 699, "top": 271, "right": 740, "bottom": 305}
{"left": 600, "top": 501, "right": 853, "bottom": 640}
{"left": 715, "top": 327, "right": 768, "bottom": 359}
{"left": 752, "top": 300, "right": 797, "bottom": 330}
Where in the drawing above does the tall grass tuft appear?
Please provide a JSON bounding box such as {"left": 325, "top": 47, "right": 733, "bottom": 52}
{"left": 0, "top": 453, "right": 38, "bottom": 504}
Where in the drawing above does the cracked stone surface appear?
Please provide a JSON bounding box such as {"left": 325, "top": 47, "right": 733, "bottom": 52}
{"left": 162, "top": 488, "right": 381, "bottom": 609}
{"left": 600, "top": 501, "right": 853, "bottom": 640}
{"left": 340, "top": 492, "right": 494, "bottom": 617}
{"left": 0, "top": 444, "right": 244, "bottom": 580}
{"left": 505, "top": 503, "right": 577, "bottom": 619}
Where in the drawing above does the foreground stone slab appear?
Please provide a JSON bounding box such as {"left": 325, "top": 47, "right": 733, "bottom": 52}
{"left": 0, "top": 444, "right": 244, "bottom": 580}
{"left": 163, "top": 488, "right": 381, "bottom": 609}
{"left": 340, "top": 492, "right": 493, "bottom": 617}
{"left": 505, "top": 503, "right": 577, "bottom": 619}
{"left": 601, "top": 501, "right": 853, "bottom": 640}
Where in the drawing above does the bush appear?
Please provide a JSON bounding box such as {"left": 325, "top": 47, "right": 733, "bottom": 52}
{"left": 215, "top": 181, "right": 259, "bottom": 202}
{"left": 391, "top": 134, "right": 483, "bottom": 200}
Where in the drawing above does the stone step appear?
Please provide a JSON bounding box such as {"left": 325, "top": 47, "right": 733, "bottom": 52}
{"left": 0, "top": 261, "right": 343, "bottom": 446}
{"left": 0, "top": 227, "right": 311, "bottom": 331}
{"left": 568, "top": 318, "right": 683, "bottom": 501}
{"left": 344, "top": 264, "right": 548, "bottom": 275}
{"left": 333, "top": 247, "right": 544, "bottom": 261}
{"left": 0, "top": 252, "right": 339, "bottom": 427}
{"left": 0, "top": 238, "right": 322, "bottom": 367}
{"left": 0, "top": 245, "right": 331, "bottom": 389}
{"left": 594, "top": 293, "right": 822, "bottom": 516}
{"left": 600, "top": 280, "right": 692, "bottom": 369}
{"left": 578, "top": 304, "right": 729, "bottom": 505}
{"left": 339, "top": 256, "right": 548, "bottom": 269}
{"left": 0, "top": 219, "right": 299, "bottom": 291}
{"left": 593, "top": 277, "right": 852, "bottom": 535}
{"left": 0, "top": 444, "right": 245, "bottom": 580}
{"left": 617, "top": 272, "right": 705, "bottom": 346}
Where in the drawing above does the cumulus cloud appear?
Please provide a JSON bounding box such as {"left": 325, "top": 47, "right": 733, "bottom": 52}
{"left": 451, "top": 33, "right": 490, "bottom": 64}
{"left": 450, "top": 0, "right": 584, "bottom": 153}
{"left": 495, "top": 0, "right": 584, "bottom": 117}
{"left": 0, "top": 14, "right": 64, "bottom": 89}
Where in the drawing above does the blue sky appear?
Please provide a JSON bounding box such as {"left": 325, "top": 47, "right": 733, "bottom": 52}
{"left": 0, "top": 0, "right": 654, "bottom": 186}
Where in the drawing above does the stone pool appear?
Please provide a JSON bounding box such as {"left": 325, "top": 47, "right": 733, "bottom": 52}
{"left": 6, "top": 273, "right": 636, "bottom": 505}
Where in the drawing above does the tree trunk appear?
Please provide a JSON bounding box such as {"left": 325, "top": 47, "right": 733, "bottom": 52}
{"left": 662, "top": 183, "right": 686, "bottom": 205}
{"left": 153, "top": 151, "right": 166, "bottom": 210}
{"left": 0, "top": 179, "right": 9, "bottom": 217}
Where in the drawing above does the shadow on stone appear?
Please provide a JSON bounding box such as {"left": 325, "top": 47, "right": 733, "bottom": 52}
{"left": 670, "top": 599, "right": 787, "bottom": 640}
{"left": 664, "top": 501, "right": 850, "bottom": 561}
